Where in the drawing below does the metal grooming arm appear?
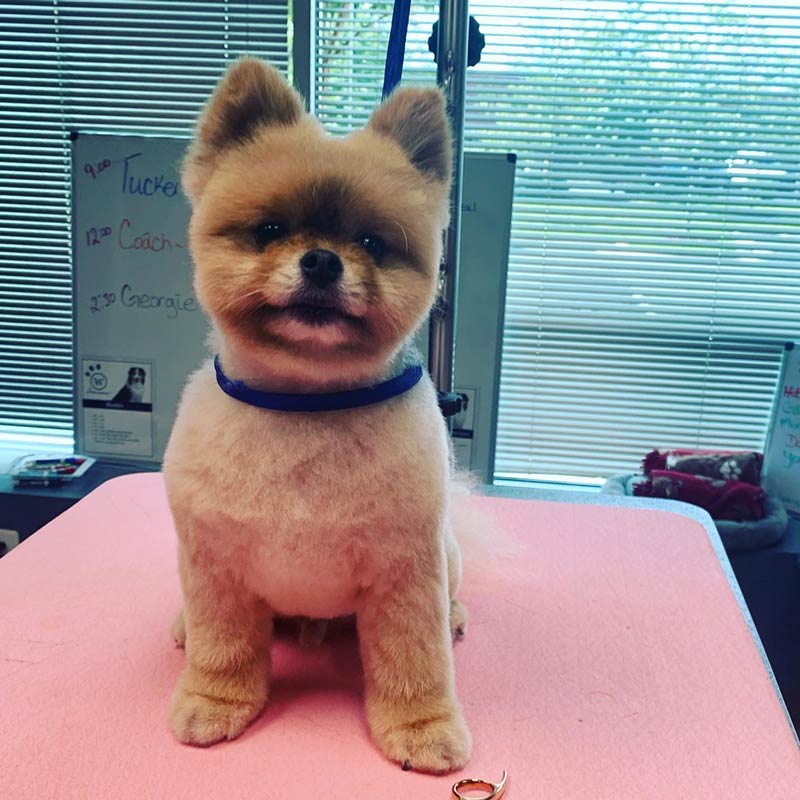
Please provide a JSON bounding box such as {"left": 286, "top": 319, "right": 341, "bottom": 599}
{"left": 429, "top": 0, "right": 470, "bottom": 420}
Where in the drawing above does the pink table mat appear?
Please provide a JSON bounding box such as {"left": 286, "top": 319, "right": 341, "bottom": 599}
{"left": 1, "top": 473, "right": 798, "bottom": 799}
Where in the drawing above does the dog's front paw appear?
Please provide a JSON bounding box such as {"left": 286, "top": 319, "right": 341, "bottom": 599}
{"left": 374, "top": 711, "right": 472, "bottom": 774}
{"left": 169, "top": 682, "right": 266, "bottom": 746}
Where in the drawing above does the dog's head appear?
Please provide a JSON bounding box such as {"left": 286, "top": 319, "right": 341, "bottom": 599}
{"left": 183, "top": 57, "right": 452, "bottom": 385}
{"left": 127, "top": 367, "right": 146, "bottom": 387}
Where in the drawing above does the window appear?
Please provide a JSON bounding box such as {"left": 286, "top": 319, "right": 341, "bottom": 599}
{"left": 0, "top": 1, "right": 289, "bottom": 447}
{"left": 315, "top": 0, "right": 800, "bottom": 483}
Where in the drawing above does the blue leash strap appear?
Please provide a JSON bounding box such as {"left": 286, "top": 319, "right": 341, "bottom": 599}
{"left": 382, "top": 0, "right": 412, "bottom": 99}
{"left": 214, "top": 355, "right": 424, "bottom": 413}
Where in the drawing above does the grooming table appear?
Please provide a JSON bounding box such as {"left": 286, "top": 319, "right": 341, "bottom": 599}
{"left": 1, "top": 475, "right": 798, "bottom": 799}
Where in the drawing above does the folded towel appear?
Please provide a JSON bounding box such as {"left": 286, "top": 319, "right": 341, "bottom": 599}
{"left": 643, "top": 449, "right": 763, "bottom": 486}
{"left": 633, "top": 469, "right": 765, "bottom": 522}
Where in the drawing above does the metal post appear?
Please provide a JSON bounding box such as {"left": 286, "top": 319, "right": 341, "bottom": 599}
{"left": 291, "top": 0, "right": 315, "bottom": 113}
{"left": 429, "top": 0, "right": 469, "bottom": 400}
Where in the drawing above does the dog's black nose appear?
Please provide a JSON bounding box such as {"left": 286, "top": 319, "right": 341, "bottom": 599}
{"left": 300, "top": 248, "right": 343, "bottom": 289}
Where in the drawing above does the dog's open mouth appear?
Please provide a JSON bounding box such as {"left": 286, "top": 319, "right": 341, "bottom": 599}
{"left": 276, "top": 285, "right": 365, "bottom": 328}
{"left": 247, "top": 289, "right": 366, "bottom": 338}
{"left": 286, "top": 302, "right": 355, "bottom": 327}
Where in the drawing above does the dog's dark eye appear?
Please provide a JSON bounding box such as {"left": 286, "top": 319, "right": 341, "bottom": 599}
{"left": 357, "top": 233, "right": 386, "bottom": 260}
{"left": 254, "top": 222, "right": 288, "bottom": 249}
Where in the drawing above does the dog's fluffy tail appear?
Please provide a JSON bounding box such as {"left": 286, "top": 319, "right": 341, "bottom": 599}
{"left": 449, "top": 470, "right": 518, "bottom": 573}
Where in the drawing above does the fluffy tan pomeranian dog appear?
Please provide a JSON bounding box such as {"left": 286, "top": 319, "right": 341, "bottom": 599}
{"left": 163, "top": 57, "right": 471, "bottom": 773}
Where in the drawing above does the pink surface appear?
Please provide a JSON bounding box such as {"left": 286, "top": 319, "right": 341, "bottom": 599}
{"left": 1, "top": 474, "right": 798, "bottom": 799}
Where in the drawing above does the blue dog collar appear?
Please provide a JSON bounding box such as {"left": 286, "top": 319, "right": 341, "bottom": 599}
{"left": 214, "top": 355, "right": 424, "bottom": 412}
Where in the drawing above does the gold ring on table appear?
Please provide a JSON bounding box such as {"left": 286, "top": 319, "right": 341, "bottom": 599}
{"left": 452, "top": 769, "right": 508, "bottom": 799}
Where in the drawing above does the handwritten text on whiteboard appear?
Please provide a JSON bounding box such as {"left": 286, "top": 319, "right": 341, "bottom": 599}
{"left": 121, "top": 152, "right": 179, "bottom": 197}
{"left": 89, "top": 283, "right": 198, "bottom": 319}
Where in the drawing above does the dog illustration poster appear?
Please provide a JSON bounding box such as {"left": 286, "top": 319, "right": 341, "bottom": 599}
{"left": 452, "top": 388, "right": 476, "bottom": 434}
{"left": 81, "top": 358, "right": 154, "bottom": 457}
{"left": 452, "top": 387, "right": 477, "bottom": 468}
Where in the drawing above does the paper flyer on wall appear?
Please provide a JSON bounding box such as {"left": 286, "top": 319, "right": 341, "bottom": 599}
{"left": 763, "top": 342, "right": 800, "bottom": 517}
{"left": 81, "top": 358, "right": 154, "bottom": 458}
{"left": 452, "top": 387, "right": 477, "bottom": 469}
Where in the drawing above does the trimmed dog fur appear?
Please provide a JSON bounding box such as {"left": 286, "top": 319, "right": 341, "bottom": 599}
{"left": 163, "top": 57, "right": 471, "bottom": 773}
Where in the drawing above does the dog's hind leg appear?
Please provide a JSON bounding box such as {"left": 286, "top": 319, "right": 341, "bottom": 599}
{"left": 445, "top": 529, "right": 467, "bottom": 641}
{"left": 170, "top": 607, "right": 186, "bottom": 648}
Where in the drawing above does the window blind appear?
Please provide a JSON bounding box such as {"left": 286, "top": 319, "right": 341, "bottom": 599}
{"left": 315, "top": 0, "right": 800, "bottom": 483}
{"left": 0, "top": 0, "right": 289, "bottom": 445}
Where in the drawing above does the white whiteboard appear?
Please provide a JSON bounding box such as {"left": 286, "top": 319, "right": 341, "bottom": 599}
{"left": 72, "top": 134, "right": 206, "bottom": 463}
{"left": 417, "top": 153, "right": 516, "bottom": 482}
{"left": 72, "top": 134, "right": 514, "bottom": 468}
{"left": 763, "top": 342, "right": 800, "bottom": 517}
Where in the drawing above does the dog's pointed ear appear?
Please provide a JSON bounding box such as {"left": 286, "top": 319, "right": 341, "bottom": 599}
{"left": 367, "top": 88, "right": 452, "bottom": 184}
{"left": 183, "top": 57, "right": 304, "bottom": 201}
